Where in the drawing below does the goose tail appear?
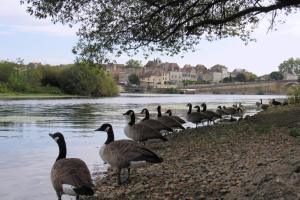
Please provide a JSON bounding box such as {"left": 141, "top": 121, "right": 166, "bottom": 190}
{"left": 73, "top": 185, "right": 94, "bottom": 196}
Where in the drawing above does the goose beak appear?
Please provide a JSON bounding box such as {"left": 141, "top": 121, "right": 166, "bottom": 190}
{"left": 122, "top": 113, "right": 127, "bottom": 115}
{"left": 94, "top": 127, "right": 101, "bottom": 131}
{"left": 49, "top": 133, "right": 54, "bottom": 138}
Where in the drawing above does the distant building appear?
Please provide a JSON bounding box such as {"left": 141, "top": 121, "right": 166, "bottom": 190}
{"left": 283, "top": 70, "right": 298, "bottom": 80}
{"left": 181, "top": 65, "right": 197, "bottom": 81}
{"left": 169, "top": 71, "right": 183, "bottom": 84}
{"left": 140, "top": 71, "right": 170, "bottom": 88}
{"left": 258, "top": 74, "right": 271, "bottom": 81}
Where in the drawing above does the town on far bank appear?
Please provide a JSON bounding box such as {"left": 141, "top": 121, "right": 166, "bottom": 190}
{"left": 104, "top": 58, "right": 300, "bottom": 94}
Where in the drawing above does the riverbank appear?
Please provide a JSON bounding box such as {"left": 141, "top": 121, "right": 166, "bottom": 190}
{"left": 0, "top": 93, "right": 80, "bottom": 99}
{"left": 86, "top": 104, "right": 300, "bottom": 200}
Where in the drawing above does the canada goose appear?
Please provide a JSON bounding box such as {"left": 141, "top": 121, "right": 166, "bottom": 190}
{"left": 49, "top": 132, "right": 94, "bottom": 200}
{"left": 123, "top": 110, "right": 167, "bottom": 142}
{"left": 95, "top": 123, "right": 163, "bottom": 185}
{"left": 238, "top": 103, "right": 246, "bottom": 112}
{"left": 222, "top": 106, "right": 237, "bottom": 118}
{"left": 186, "top": 103, "right": 209, "bottom": 127}
{"left": 271, "top": 99, "right": 282, "bottom": 106}
{"left": 259, "top": 99, "right": 269, "bottom": 110}
{"left": 139, "top": 108, "right": 173, "bottom": 132}
{"left": 201, "top": 103, "right": 222, "bottom": 124}
{"left": 156, "top": 106, "right": 185, "bottom": 130}
{"left": 165, "top": 109, "right": 186, "bottom": 124}
{"left": 216, "top": 106, "right": 228, "bottom": 117}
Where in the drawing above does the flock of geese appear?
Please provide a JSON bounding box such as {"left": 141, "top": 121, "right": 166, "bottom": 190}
{"left": 48, "top": 100, "right": 284, "bottom": 200}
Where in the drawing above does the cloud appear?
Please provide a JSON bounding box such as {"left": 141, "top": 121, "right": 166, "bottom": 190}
{"left": 0, "top": 0, "right": 77, "bottom": 37}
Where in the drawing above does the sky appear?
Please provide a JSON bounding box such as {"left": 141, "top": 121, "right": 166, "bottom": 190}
{"left": 0, "top": 0, "right": 300, "bottom": 76}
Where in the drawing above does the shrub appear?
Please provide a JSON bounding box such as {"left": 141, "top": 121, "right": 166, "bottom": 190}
{"left": 59, "top": 63, "right": 118, "bottom": 96}
{"left": 288, "top": 85, "right": 300, "bottom": 104}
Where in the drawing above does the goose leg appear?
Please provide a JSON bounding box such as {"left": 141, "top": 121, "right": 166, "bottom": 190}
{"left": 118, "top": 168, "right": 122, "bottom": 185}
{"left": 56, "top": 192, "right": 61, "bottom": 200}
{"left": 76, "top": 195, "right": 79, "bottom": 200}
{"left": 127, "top": 168, "right": 131, "bottom": 183}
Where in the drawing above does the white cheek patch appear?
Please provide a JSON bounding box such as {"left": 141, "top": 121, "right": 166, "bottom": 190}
{"left": 54, "top": 137, "right": 59, "bottom": 142}
{"left": 129, "top": 112, "right": 133, "bottom": 117}
{"left": 105, "top": 127, "right": 110, "bottom": 132}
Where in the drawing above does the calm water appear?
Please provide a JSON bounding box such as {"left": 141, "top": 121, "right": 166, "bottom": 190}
{"left": 0, "top": 93, "right": 285, "bottom": 200}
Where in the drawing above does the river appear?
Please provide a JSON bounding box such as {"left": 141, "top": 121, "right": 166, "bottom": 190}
{"left": 0, "top": 93, "right": 285, "bottom": 200}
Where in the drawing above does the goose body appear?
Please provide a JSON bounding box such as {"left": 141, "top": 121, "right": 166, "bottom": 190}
{"left": 156, "top": 106, "right": 185, "bottom": 130}
{"left": 258, "top": 99, "right": 269, "bottom": 110}
{"left": 186, "top": 103, "right": 209, "bottom": 127}
{"left": 138, "top": 108, "right": 173, "bottom": 132}
{"left": 96, "top": 124, "right": 163, "bottom": 184}
{"left": 165, "top": 109, "right": 186, "bottom": 124}
{"left": 271, "top": 99, "right": 282, "bottom": 106}
{"left": 49, "top": 132, "right": 94, "bottom": 200}
{"left": 123, "top": 110, "right": 167, "bottom": 142}
{"left": 200, "top": 103, "right": 221, "bottom": 124}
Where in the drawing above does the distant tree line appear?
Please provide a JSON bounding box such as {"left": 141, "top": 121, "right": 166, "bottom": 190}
{"left": 0, "top": 61, "right": 118, "bottom": 96}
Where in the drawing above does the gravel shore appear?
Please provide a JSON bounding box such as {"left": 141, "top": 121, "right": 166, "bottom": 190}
{"left": 84, "top": 104, "right": 300, "bottom": 200}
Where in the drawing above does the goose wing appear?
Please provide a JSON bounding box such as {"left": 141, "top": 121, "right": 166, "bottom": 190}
{"left": 124, "top": 123, "right": 164, "bottom": 141}
{"left": 172, "top": 116, "right": 186, "bottom": 124}
{"left": 103, "top": 140, "right": 162, "bottom": 168}
{"left": 157, "top": 116, "right": 185, "bottom": 129}
{"left": 138, "top": 119, "right": 172, "bottom": 131}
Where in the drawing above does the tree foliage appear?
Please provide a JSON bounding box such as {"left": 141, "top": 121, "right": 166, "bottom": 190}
{"left": 278, "top": 57, "right": 300, "bottom": 74}
{"left": 269, "top": 71, "right": 283, "bottom": 80}
{"left": 0, "top": 61, "right": 118, "bottom": 96}
{"left": 20, "top": 0, "right": 300, "bottom": 62}
{"left": 128, "top": 74, "right": 140, "bottom": 85}
{"left": 126, "top": 59, "right": 142, "bottom": 68}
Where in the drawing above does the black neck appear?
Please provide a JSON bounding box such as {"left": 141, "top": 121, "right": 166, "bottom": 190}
{"left": 157, "top": 107, "right": 162, "bottom": 117}
{"left": 142, "top": 110, "right": 150, "bottom": 121}
{"left": 187, "top": 104, "right": 192, "bottom": 114}
{"left": 56, "top": 140, "right": 67, "bottom": 161}
{"left": 202, "top": 104, "right": 207, "bottom": 111}
{"left": 128, "top": 113, "right": 135, "bottom": 125}
{"left": 195, "top": 106, "right": 201, "bottom": 112}
{"left": 260, "top": 99, "right": 262, "bottom": 104}
{"left": 167, "top": 110, "right": 172, "bottom": 116}
{"left": 105, "top": 129, "right": 114, "bottom": 144}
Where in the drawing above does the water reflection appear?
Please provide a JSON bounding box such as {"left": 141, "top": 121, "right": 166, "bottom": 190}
{"left": 0, "top": 93, "right": 285, "bottom": 200}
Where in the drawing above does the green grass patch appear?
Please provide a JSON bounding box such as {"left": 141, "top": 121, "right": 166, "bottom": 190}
{"left": 289, "top": 128, "right": 300, "bottom": 138}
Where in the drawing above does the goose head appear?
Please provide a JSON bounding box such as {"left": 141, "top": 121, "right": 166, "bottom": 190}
{"left": 123, "top": 110, "right": 135, "bottom": 125}
{"left": 201, "top": 103, "right": 206, "bottom": 107}
{"left": 157, "top": 105, "right": 162, "bottom": 117}
{"left": 193, "top": 105, "right": 201, "bottom": 112}
{"left": 157, "top": 105, "right": 161, "bottom": 112}
{"left": 141, "top": 108, "right": 150, "bottom": 120}
{"left": 165, "top": 109, "right": 172, "bottom": 116}
{"left": 95, "top": 123, "right": 114, "bottom": 144}
{"left": 141, "top": 108, "right": 148, "bottom": 114}
{"left": 49, "top": 132, "right": 65, "bottom": 144}
{"left": 123, "top": 110, "right": 135, "bottom": 116}
{"left": 217, "top": 106, "right": 222, "bottom": 109}
{"left": 95, "top": 123, "right": 113, "bottom": 132}
{"left": 186, "top": 103, "right": 192, "bottom": 114}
